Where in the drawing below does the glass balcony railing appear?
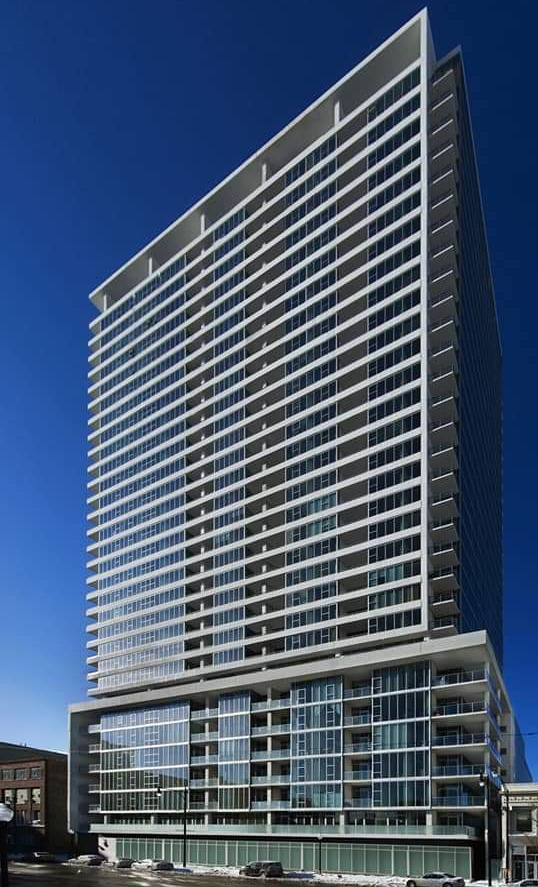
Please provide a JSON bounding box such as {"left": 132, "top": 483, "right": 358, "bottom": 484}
{"left": 432, "top": 765, "right": 482, "bottom": 777}
{"left": 251, "top": 749, "right": 290, "bottom": 760}
{"left": 251, "top": 775, "right": 290, "bottom": 785}
{"left": 433, "top": 795, "right": 483, "bottom": 807}
{"left": 251, "top": 724, "right": 291, "bottom": 735}
{"left": 251, "top": 698, "right": 291, "bottom": 712}
{"left": 90, "top": 821, "right": 478, "bottom": 839}
{"left": 190, "top": 754, "right": 218, "bottom": 765}
{"left": 433, "top": 732, "right": 487, "bottom": 746}
{"left": 433, "top": 668, "right": 487, "bottom": 686}
{"left": 344, "top": 714, "right": 372, "bottom": 726}
{"left": 344, "top": 771, "right": 372, "bottom": 781}
{"left": 251, "top": 800, "right": 290, "bottom": 810}
{"left": 344, "top": 742, "right": 372, "bottom": 754}
{"left": 344, "top": 686, "right": 371, "bottom": 699}
{"left": 189, "top": 778, "right": 218, "bottom": 788}
{"left": 432, "top": 701, "right": 486, "bottom": 716}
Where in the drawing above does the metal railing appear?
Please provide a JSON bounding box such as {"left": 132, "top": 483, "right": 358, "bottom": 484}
{"left": 344, "top": 686, "right": 371, "bottom": 699}
{"left": 433, "top": 700, "right": 485, "bottom": 717}
{"left": 344, "top": 714, "right": 371, "bottom": 726}
{"left": 344, "top": 742, "right": 372, "bottom": 754}
{"left": 251, "top": 698, "right": 291, "bottom": 711}
{"left": 432, "top": 765, "right": 482, "bottom": 777}
{"left": 190, "top": 754, "right": 218, "bottom": 765}
{"left": 191, "top": 708, "right": 218, "bottom": 719}
{"left": 433, "top": 795, "right": 483, "bottom": 807}
{"left": 252, "top": 724, "right": 291, "bottom": 735}
{"left": 433, "top": 732, "right": 487, "bottom": 746}
{"left": 433, "top": 668, "right": 487, "bottom": 686}
{"left": 251, "top": 775, "right": 290, "bottom": 785}
{"left": 251, "top": 749, "right": 290, "bottom": 760}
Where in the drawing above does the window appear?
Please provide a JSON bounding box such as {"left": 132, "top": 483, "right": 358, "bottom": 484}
{"left": 1, "top": 770, "right": 13, "bottom": 781}
{"left": 367, "top": 68, "right": 420, "bottom": 122}
{"left": 15, "top": 769, "right": 28, "bottom": 781}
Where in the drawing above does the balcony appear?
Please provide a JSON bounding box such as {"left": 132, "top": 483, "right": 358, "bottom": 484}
{"left": 430, "top": 567, "right": 459, "bottom": 594}
{"left": 344, "top": 686, "right": 371, "bottom": 699}
{"left": 432, "top": 700, "right": 486, "bottom": 718}
{"left": 431, "top": 616, "right": 458, "bottom": 636}
{"left": 344, "top": 798, "right": 373, "bottom": 808}
{"left": 433, "top": 668, "right": 487, "bottom": 687}
{"left": 251, "top": 724, "right": 291, "bottom": 736}
{"left": 251, "top": 775, "right": 290, "bottom": 785}
{"left": 430, "top": 417, "right": 458, "bottom": 450}
{"left": 430, "top": 591, "right": 460, "bottom": 617}
{"left": 190, "top": 755, "right": 218, "bottom": 765}
{"left": 88, "top": 763, "right": 100, "bottom": 774}
{"left": 89, "top": 820, "right": 478, "bottom": 839}
{"left": 251, "top": 749, "right": 290, "bottom": 760}
{"left": 191, "top": 708, "right": 218, "bottom": 720}
{"left": 344, "top": 714, "right": 371, "bottom": 727}
{"left": 344, "top": 742, "right": 372, "bottom": 754}
{"left": 251, "top": 800, "right": 290, "bottom": 810}
{"left": 190, "top": 778, "right": 218, "bottom": 788}
{"left": 344, "top": 770, "right": 372, "bottom": 781}
{"left": 431, "top": 467, "right": 458, "bottom": 497}
{"left": 431, "top": 442, "right": 458, "bottom": 474}
{"left": 189, "top": 801, "right": 219, "bottom": 810}
{"left": 88, "top": 784, "right": 100, "bottom": 793}
{"left": 88, "top": 744, "right": 100, "bottom": 754}
{"left": 88, "top": 723, "right": 101, "bottom": 734}
{"left": 432, "top": 732, "right": 488, "bottom": 748}
{"left": 191, "top": 731, "right": 218, "bottom": 742}
{"left": 432, "top": 795, "right": 483, "bottom": 808}
{"left": 430, "top": 542, "right": 459, "bottom": 569}
{"left": 251, "top": 698, "right": 291, "bottom": 712}
{"left": 432, "top": 765, "right": 482, "bottom": 777}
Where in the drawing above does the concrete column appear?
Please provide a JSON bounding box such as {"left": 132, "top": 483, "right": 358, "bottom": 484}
{"left": 333, "top": 100, "right": 342, "bottom": 125}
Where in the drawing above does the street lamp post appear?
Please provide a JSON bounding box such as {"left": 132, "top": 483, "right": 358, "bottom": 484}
{"left": 479, "top": 772, "right": 492, "bottom": 887}
{"left": 181, "top": 786, "right": 187, "bottom": 870}
{"left": 0, "top": 803, "right": 14, "bottom": 887}
{"left": 156, "top": 779, "right": 187, "bottom": 869}
{"left": 502, "top": 786, "right": 511, "bottom": 882}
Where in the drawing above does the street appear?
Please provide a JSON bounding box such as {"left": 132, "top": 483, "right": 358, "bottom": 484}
{"left": 7, "top": 864, "right": 273, "bottom": 887}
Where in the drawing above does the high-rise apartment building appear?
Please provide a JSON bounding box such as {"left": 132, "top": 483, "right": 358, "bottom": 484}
{"left": 69, "top": 10, "right": 530, "bottom": 877}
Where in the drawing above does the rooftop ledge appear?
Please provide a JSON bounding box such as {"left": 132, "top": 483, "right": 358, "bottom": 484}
{"left": 89, "top": 10, "right": 429, "bottom": 313}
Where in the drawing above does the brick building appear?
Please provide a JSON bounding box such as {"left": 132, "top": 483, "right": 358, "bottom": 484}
{"left": 0, "top": 742, "right": 70, "bottom": 853}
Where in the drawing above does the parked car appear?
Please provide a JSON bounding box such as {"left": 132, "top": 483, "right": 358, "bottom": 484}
{"left": 240, "top": 861, "right": 285, "bottom": 878}
{"left": 19, "top": 852, "right": 59, "bottom": 864}
{"left": 151, "top": 860, "right": 174, "bottom": 871}
{"left": 132, "top": 858, "right": 174, "bottom": 871}
{"left": 406, "top": 874, "right": 465, "bottom": 887}
{"left": 70, "top": 854, "right": 105, "bottom": 864}
{"left": 115, "top": 857, "right": 135, "bottom": 868}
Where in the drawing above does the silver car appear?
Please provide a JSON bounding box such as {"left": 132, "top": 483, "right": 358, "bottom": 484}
{"left": 407, "top": 873, "right": 465, "bottom": 887}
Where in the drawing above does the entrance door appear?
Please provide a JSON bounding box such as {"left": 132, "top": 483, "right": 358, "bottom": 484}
{"left": 527, "top": 855, "right": 538, "bottom": 879}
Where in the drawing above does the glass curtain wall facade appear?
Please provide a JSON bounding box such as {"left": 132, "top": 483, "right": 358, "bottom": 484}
{"left": 70, "top": 11, "right": 528, "bottom": 878}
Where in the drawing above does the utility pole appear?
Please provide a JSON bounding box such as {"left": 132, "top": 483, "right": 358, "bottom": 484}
{"left": 480, "top": 771, "right": 492, "bottom": 886}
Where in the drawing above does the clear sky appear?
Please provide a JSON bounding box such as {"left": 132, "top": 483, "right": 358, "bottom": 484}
{"left": 0, "top": 0, "right": 536, "bottom": 774}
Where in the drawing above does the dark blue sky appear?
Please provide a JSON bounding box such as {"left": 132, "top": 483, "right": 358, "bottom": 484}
{"left": 1, "top": 0, "right": 536, "bottom": 773}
